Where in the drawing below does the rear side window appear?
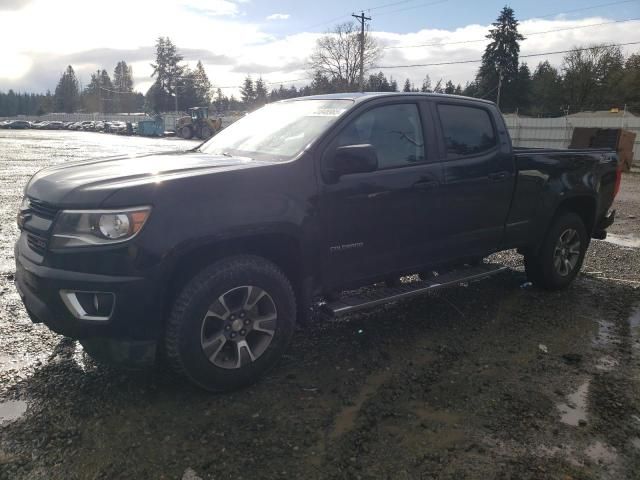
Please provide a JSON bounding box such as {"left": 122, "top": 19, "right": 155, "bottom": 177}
{"left": 335, "top": 103, "right": 425, "bottom": 169}
{"left": 437, "top": 104, "right": 496, "bottom": 158}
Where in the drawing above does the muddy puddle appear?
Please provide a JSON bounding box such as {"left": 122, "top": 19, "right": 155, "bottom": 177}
{"left": 602, "top": 233, "right": 640, "bottom": 248}
{"left": 0, "top": 400, "right": 27, "bottom": 425}
{"left": 329, "top": 369, "right": 391, "bottom": 438}
{"left": 557, "top": 379, "right": 590, "bottom": 426}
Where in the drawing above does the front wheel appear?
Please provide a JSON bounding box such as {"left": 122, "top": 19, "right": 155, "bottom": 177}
{"left": 180, "top": 126, "right": 193, "bottom": 139}
{"left": 524, "top": 211, "right": 588, "bottom": 290}
{"left": 165, "top": 255, "right": 296, "bottom": 392}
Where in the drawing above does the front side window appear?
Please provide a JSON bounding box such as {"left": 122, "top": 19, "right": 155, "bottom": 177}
{"left": 334, "top": 103, "right": 425, "bottom": 169}
{"left": 200, "top": 99, "right": 353, "bottom": 162}
{"left": 438, "top": 104, "right": 497, "bottom": 158}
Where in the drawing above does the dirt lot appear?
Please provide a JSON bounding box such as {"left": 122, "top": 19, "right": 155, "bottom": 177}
{"left": 0, "top": 130, "right": 639, "bottom": 480}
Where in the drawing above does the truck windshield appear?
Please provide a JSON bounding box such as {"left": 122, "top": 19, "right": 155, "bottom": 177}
{"left": 199, "top": 99, "right": 353, "bottom": 161}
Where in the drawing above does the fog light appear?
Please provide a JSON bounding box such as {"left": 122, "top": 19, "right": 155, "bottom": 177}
{"left": 60, "top": 290, "right": 115, "bottom": 321}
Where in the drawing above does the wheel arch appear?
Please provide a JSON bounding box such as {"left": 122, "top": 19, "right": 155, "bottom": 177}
{"left": 525, "top": 194, "right": 597, "bottom": 256}
{"left": 556, "top": 195, "right": 597, "bottom": 235}
{"left": 163, "top": 233, "right": 305, "bottom": 316}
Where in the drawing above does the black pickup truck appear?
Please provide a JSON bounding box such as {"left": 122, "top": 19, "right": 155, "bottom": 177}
{"left": 15, "top": 93, "right": 620, "bottom": 391}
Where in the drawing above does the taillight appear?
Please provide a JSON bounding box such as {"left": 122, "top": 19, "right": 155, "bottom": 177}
{"left": 613, "top": 161, "right": 622, "bottom": 199}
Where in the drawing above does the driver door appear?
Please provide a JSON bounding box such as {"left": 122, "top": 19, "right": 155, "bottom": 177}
{"left": 319, "top": 100, "right": 443, "bottom": 289}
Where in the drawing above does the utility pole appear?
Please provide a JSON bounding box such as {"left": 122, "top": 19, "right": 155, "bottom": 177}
{"left": 352, "top": 11, "right": 371, "bottom": 93}
{"left": 174, "top": 82, "right": 179, "bottom": 113}
{"left": 496, "top": 67, "right": 503, "bottom": 110}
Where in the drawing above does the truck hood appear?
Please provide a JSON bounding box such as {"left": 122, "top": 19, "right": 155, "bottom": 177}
{"left": 26, "top": 150, "right": 269, "bottom": 206}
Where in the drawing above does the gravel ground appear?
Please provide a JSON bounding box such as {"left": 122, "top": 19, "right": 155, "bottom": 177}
{"left": 1, "top": 130, "right": 639, "bottom": 480}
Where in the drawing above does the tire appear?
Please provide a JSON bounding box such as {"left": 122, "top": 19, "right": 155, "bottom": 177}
{"left": 165, "top": 255, "right": 296, "bottom": 392}
{"left": 181, "top": 126, "right": 193, "bottom": 139}
{"left": 524, "top": 211, "right": 588, "bottom": 290}
{"left": 201, "top": 126, "right": 213, "bottom": 139}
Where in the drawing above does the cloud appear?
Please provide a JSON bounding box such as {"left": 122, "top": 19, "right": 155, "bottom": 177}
{"left": 0, "top": 3, "right": 638, "bottom": 97}
{"left": 266, "top": 13, "right": 290, "bottom": 21}
{"left": 0, "top": 0, "right": 31, "bottom": 10}
{"left": 231, "top": 59, "right": 306, "bottom": 74}
{"left": 178, "top": 0, "right": 239, "bottom": 16}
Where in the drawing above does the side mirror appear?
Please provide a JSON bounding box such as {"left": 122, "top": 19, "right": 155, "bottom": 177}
{"left": 328, "top": 144, "right": 378, "bottom": 179}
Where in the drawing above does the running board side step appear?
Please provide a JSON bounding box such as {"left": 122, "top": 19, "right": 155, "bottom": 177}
{"left": 320, "top": 264, "right": 508, "bottom": 318}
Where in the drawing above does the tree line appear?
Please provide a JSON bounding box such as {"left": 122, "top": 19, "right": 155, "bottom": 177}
{"left": 2, "top": 6, "right": 640, "bottom": 117}
{"left": 0, "top": 62, "right": 144, "bottom": 116}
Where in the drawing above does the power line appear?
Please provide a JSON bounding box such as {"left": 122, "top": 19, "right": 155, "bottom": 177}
{"left": 382, "top": 17, "right": 640, "bottom": 50}
{"left": 372, "top": 40, "right": 640, "bottom": 68}
{"left": 524, "top": 0, "right": 638, "bottom": 20}
{"left": 362, "top": 0, "right": 417, "bottom": 13}
{"left": 371, "top": 0, "right": 448, "bottom": 16}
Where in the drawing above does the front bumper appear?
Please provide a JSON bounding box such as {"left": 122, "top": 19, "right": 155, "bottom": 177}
{"left": 14, "top": 241, "right": 163, "bottom": 341}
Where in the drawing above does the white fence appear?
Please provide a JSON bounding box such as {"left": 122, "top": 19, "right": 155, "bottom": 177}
{"left": 503, "top": 114, "right": 640, "bottom": 165}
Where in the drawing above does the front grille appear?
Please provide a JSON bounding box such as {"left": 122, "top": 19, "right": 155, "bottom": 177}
{"left": 28, "top": 198, "right": 58, "bottom": 220}
{"left": 27, "top": 232, "right": 48, "bottom": 256}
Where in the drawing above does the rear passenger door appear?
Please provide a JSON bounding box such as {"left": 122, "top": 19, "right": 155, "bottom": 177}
{"left": 433, "top": 102, "right": 514, "bottom": 259}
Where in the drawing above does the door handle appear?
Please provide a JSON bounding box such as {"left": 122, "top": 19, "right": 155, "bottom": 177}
{"left": 488, "top": 171, "right": 509, "bottom": 181}
{"left": 413, "top": 179, "right": 439, "bottom": 190}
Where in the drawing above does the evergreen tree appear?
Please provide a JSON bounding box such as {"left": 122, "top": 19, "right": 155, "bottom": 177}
{"left": 113, "top": 60, "right": 134, "bottom": 113}
{"left": 311, "top": 72, "right": 333, "bottom": 94}
{"left": 403, "top": 78, "right": 412, "bottom": 92}
{"left": 54, "top": 65, "right": 80, "bottom": 113}
{"left": 365, "top": 72, "right": 395, "bottom": 92}
{"left": 475, "top": 6, "right": 524, "bottom": 110}
{"left": 192, "top": 60, "right": 212, "bottom": 105}
{"left": 82, "top": 69, "right": 113, "bottom": 112}
{"left": 433, "top": 79, "right": 444, "bottom": 93}
{"left": 213, "top": 88, "right": 228, "bottom": 112}
{"left": 530, "top": 61, "right": 563, "bottom": 115}
{"left": 444, "top": 80, "right": 456, "bottom": 94}
{"left": 421, "top": 75, "right": 432, "bottom": 92}
{"left": 240, "top": 76, "right": 256, "bottom": 107}
{"left": 149, "top": 37, "right": 185, "bottom": 111}
{"left": 512, "top": 63, "right": 532, "bottom": 112}
{"left": 255, "top": 77, "right": 268, "bottom": 106}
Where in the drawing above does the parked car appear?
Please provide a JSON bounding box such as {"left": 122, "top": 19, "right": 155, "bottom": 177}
{"left": 47, "top": 121, "right": 64, "bottom": 130}
{"left": 109, "top": 121, "right": 127, "bottom": 134}
{"left": 14, "top": 93, "right": 621, "bottom": 392}
{"left": 5, "top": 120, "right": 31, "bottom": 129}
{"left": 0, "top": 120, "right": 10, "bottom": 128}
{"left": 63, "top": 122, "right": 75, "bottom": 129}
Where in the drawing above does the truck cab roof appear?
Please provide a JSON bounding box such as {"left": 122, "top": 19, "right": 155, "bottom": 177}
{"left": 285, "top": 92, "right": 497, "bottom": 106}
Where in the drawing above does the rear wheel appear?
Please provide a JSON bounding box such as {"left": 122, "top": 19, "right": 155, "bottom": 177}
{"left": 180, "top": 126, "right": 193, "bottom": 139}
{"left": 524, "top": 211, "right": 588, "bottom": 290}
{"left": 165, "top": 255, "right": 296, "bottom": 392}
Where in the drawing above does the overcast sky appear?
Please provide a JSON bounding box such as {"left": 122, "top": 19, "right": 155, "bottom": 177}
{"left": 0, "top": 0, "right": 639, "bottom": 96}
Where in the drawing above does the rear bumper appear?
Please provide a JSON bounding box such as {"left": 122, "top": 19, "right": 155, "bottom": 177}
{"left": 592, "top": 210, "right": 615, "bottom": 240}
{"left": 14, "top": 242, "right": 164, "bottom": 341}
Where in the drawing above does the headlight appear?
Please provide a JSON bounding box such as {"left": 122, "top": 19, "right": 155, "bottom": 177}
{"left": 50, "top": 206, "right": 151, "bottom": 248}
{"left": 17, "top": 197, "right": 30, "bottom": 229}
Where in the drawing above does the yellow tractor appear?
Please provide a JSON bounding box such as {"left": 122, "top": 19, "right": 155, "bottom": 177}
{"left": 175, "top": 107, "right": 222, "bottom": 140}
